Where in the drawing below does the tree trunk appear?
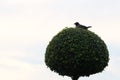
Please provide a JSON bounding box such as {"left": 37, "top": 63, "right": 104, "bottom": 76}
{"left": 71, "top": 76, "right": 79, "bottom": 80}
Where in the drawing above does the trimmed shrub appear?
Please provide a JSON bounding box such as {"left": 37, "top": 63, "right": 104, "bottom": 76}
{"left": 45, "top": 27, "right": 109, "bottom": 80}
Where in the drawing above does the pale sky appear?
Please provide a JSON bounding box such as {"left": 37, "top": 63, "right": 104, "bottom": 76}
{"left": 0, "top": 0, "right": 120, "bottom": 80}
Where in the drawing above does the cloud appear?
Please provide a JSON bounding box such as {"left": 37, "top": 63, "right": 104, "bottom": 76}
{"left": 0, "top": 0, "right": 51, "bottom": 16}
{"left": 0, "top": 0, "right": 71, "bottom": 46}
{"left": 106, "top": 55, "right": 120, "bottom": 77}
{"left": 0, "top": 56, "right": 70, "bottom": 80}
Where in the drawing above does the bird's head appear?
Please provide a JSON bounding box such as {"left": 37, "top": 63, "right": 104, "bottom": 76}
{"left": 74, "top": 22, "right": 80, "bottom": 26}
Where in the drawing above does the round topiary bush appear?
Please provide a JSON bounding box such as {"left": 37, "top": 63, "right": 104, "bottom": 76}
{"left": 45, "top": 27, "right": 109, "bottom": 80}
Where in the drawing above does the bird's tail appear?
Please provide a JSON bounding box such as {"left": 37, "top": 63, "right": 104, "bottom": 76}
{"left": 87, "top": 26, "right": 92, "bottom": 28}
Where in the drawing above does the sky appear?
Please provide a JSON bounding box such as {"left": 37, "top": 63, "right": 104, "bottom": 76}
{"left": 0, "top": 0, "right": 120, "bottom": 80}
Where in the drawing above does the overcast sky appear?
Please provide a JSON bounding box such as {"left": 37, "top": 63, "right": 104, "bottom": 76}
{"left": 0, "top": 0, "right": 120, "bottom": 80}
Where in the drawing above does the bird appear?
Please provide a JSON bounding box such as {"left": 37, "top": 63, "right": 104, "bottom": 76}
{"left": 74, "top": 22, "right": 91, "bottom": 30}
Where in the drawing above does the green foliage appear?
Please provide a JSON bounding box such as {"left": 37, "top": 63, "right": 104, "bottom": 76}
{"left": 45, "top": 28, "right": 109, "bottom": 79}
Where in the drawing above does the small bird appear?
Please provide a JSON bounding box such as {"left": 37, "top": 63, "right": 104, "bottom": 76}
{"left": 74, "top": 22, "right": 91, "bottom": 30}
